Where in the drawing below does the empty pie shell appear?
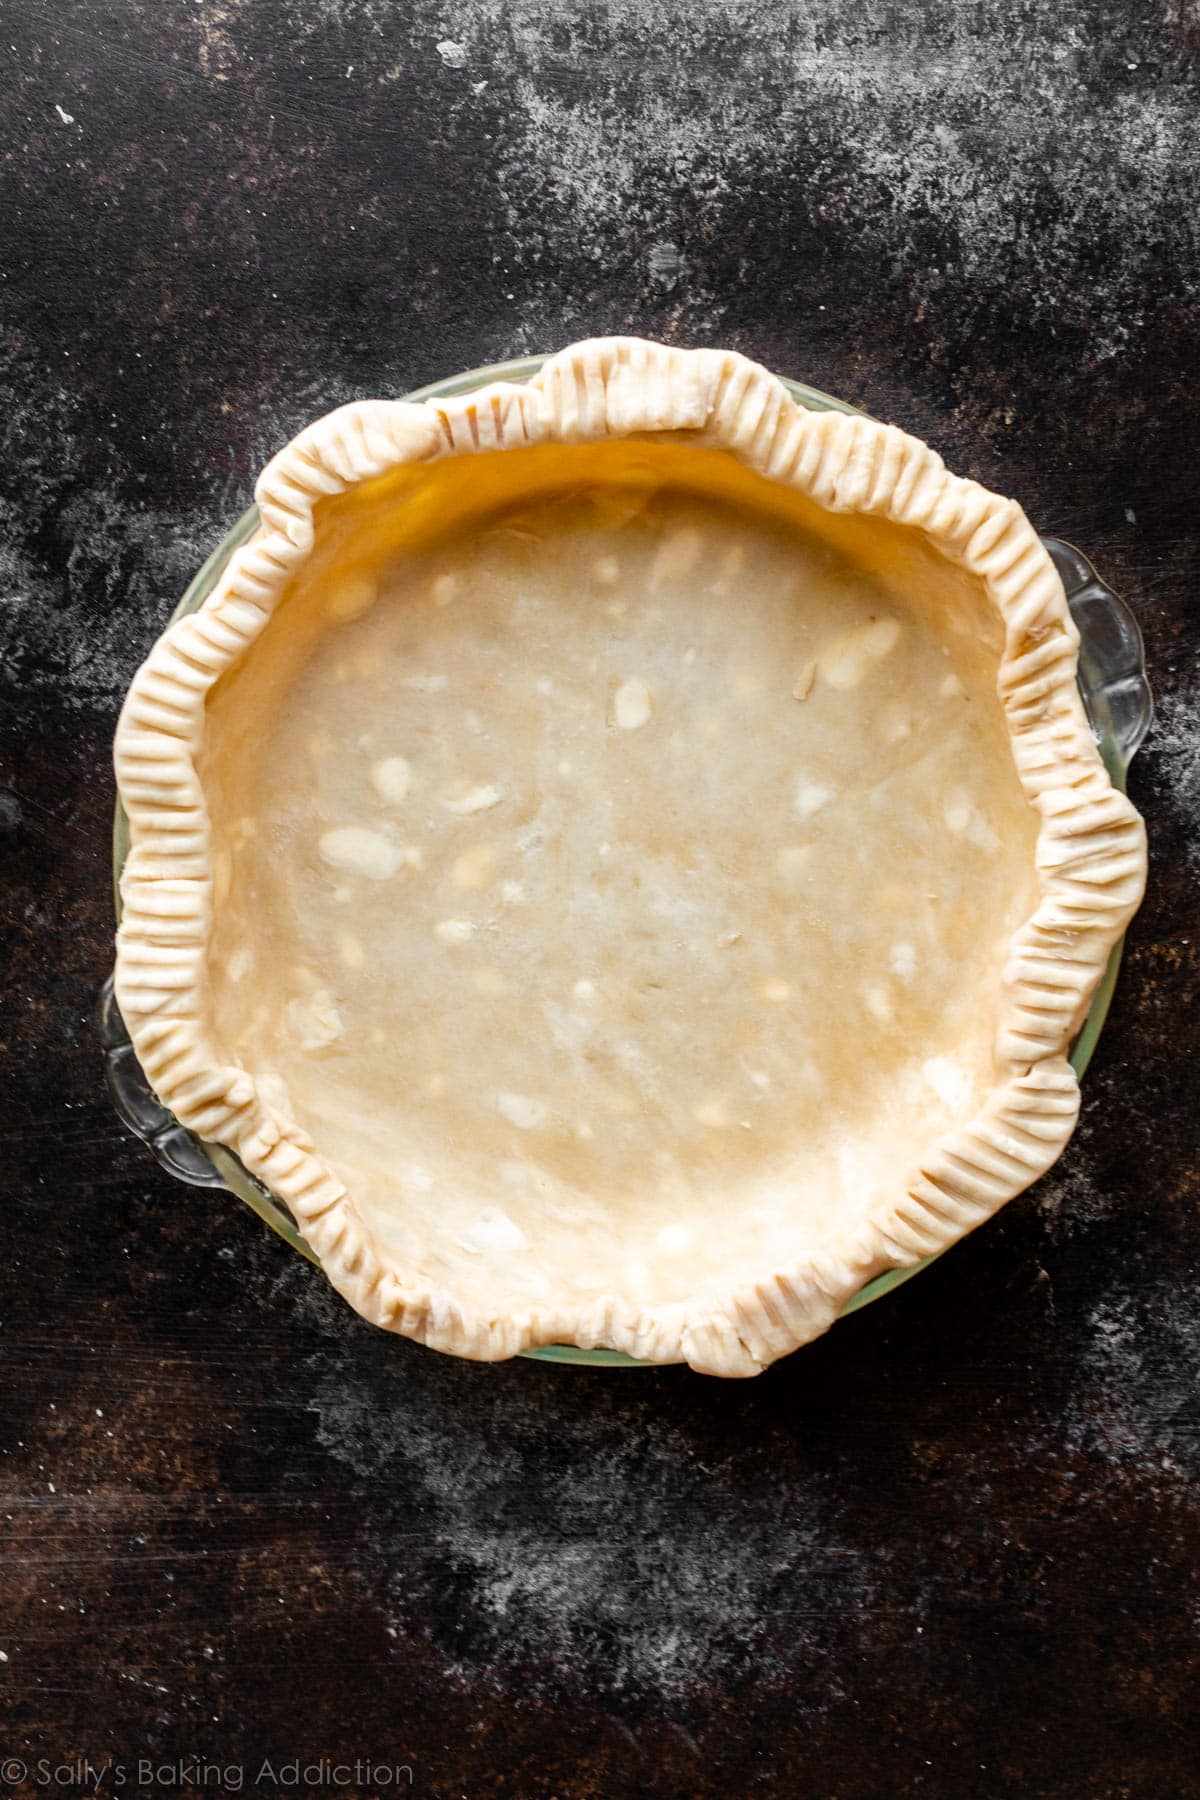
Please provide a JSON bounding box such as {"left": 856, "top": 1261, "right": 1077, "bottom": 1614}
{"left": 113, "top": 338, "right": 1147, "bottom": 1375}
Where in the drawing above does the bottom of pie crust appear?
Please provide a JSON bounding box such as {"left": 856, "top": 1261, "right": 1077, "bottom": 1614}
{"left": 200, "top": 438, "right": 1041, "bottom": 1316}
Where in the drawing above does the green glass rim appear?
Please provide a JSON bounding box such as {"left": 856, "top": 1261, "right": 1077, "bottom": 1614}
{"left": 110, "top": 352, "right": 1137, "bottom": 1370}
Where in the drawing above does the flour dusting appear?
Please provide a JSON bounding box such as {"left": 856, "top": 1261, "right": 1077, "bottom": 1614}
{"left": 0, "top": 330, "right": 370, "bottom": 713}
{"left": 1141, "top": 674, "right": 1200, "bottom": 866}
{"left": 423, "top": 0, "right": 1200, "bottom": 357}
{"left": 1065, "top": 1283, "right": 1200, "bottom": 1483}
{"left": 1034, "top": 1123, "right": 1115, "bottom": 1240}
{"left": 295, "top": 1280, "right": 880, "bottom": 1699}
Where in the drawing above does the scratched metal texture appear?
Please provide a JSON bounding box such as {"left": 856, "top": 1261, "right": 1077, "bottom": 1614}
{"left": 1, "top": 2, "right": 1198, "bottom": 1795}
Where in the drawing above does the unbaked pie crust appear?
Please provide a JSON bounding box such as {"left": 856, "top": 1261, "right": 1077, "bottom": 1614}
{"left": 114, "top": 338, "right": 1146, "bottom": 1375}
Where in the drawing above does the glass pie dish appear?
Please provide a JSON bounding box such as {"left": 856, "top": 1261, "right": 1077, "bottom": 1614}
{"left": 100, "top": 357, "right": 1153, "bottom": 1368}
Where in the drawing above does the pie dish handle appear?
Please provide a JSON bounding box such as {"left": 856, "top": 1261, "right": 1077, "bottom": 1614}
{"left": 1042, "top": 536, "right": 1153, "bottom": 773}
{"left": 97, "top": 976, "right": 318, "bottom": 1257}
{"left": 97, "top": 978, "right": 229, "bottom": 1188}
{"left": 96, "top": 979, "right": 316, "bottom": 1260}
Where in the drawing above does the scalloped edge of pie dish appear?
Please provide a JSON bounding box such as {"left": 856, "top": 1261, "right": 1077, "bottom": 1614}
{"left": 113, "top": 337, "right": 1147, "bottom": 1376}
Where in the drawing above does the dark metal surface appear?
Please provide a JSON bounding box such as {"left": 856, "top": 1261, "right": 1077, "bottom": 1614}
{"left": 1, "top": 3, "right": 1198, "bottom": 1795}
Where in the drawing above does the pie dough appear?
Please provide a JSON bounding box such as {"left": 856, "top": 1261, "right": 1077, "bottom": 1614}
{"left": 113, "top": 338, "right": 1147, "bottom": 1374}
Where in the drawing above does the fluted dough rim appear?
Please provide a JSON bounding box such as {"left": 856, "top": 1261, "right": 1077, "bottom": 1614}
{"left": 113, "top": 337, "right": 1147, "bottom": 1376}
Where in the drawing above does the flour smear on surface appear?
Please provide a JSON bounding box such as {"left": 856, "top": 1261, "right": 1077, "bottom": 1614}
{"left": 300, "top": 1301, "right": 880, "bottom": 1699}
{"left": 414, "top": 0, "right": 1200, "bottom": 355}
{"left": 1142, "top": 675, "right": 1200, "bottom": 867}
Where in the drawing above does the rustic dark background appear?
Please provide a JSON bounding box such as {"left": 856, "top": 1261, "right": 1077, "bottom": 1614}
{"left": 2, "top": 2, "right": 1198, "bottom": 1796}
